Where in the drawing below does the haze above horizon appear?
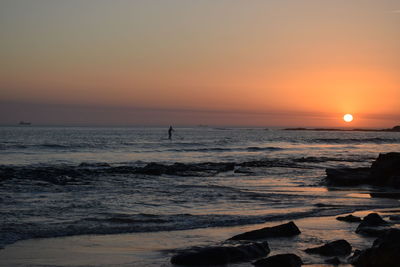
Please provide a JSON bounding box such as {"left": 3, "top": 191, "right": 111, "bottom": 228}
{"left": 1, "top": 0, "right": 399, "bottom": 127}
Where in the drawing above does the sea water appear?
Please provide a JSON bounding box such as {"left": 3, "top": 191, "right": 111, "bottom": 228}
{"left": 1, "top": 126, "right": 400, "bottom": 250}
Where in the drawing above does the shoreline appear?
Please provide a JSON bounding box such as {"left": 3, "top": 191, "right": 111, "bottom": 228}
{"left": 0, "top": 194, "right": 398, "bottom": 250}
{"left": 1, "top": 207, "right": 399, "bottom": 266}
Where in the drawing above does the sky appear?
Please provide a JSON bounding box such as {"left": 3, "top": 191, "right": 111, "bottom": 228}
{"left": 0, "top": 0, "right": 399, "bottom": 127}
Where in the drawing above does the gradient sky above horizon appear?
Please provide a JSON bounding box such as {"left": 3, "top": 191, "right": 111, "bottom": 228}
{"left": 1, "top": 0, "right": 399, "bottom": 127}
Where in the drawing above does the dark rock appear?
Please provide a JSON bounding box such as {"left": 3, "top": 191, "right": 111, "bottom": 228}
{"left": 350, "top": 228, "right": 400, "bottom": 267}
{"left": 240, "top": 159, "right": 294, "bottom": 168}
{"left": 336, "top": 214, "right": 362, "bottom": 222}
{"left": 305, "top": 240, "right": 352, "bottom": 256}
{"left": 240, "top": 160, "right": 276, "bottom": 167}
{"left": 387, "top": 176, "right": 400, "bottom": 188}
{"left": 355, "top": 226, "right": 390, "bottom": 237}
{"left": 135, "top": 162, "right": 235, "bottom": 176}
{"left": 78, "top": 162, "right": 110, "bottom": 167}
{"left": 51, "top": 175, "right": 77, "bottom": 185}
{"left": 0, "top": 165, "right": 84, "bottom": 184}
{"left": 389, "top": 215, "right": 400, "bottom": 221}
{"left": 347, "top": 249, "right": 362, "bottom": 264}
{"left": 253, "top": 253, "right": 303, "bottom": 267}
{"left": 229, "top": 221, "right": 301, "bottom": 241}
{"left": 363, "top": 213, "right": 388, "bottom": 225}
{"left": 325, "top": 257, "right": 341, "bottom": 265}
{"left": 234, "top": 167, "right": 254, "bottom": 174}
{"left": 167, "top": 162, "right": 235, "bottom": 176}
{"left": 356, "top": 213, "right": 388, "bottom": 231}
{"left": 324, "top": 153, "right": 400, "bottom": 187}
{"left": 370, "top": 152, "right": 400, "bottom": 187}
{"left": 372, "top": 228, "right": 400, "bottom": 247}
{"left": 325, "top": 167, "right": 371, "bottom": 186}
{"left": 356, "top": 213, "right": 389, "bottom": 236}
{"left": 136, "top": 163, "right": 168, "bottom": 175}
{"left": 365, "top": 213, "right": 388, "bottom": 224}
{"left": 295, "top": 156, "right": 330, "bottom": 163}
{"left": 171, "top": 241, "right": 270, "bottom": 265}
{"left": 370, "top": 192, "right": 400, "bottom": 199}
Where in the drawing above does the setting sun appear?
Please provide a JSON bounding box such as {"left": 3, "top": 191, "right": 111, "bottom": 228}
{"left": 343, "top": 114, "right": 354, "bottom": 122}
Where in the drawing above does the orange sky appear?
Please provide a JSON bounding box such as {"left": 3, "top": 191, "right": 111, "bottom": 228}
{"left": 0, "top": 0, "right": 399, "bottom": 127}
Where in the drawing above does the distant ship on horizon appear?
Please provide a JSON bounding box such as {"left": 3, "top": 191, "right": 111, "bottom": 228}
{"left": 18, "top": 121, "right": 31, "bottom": 125}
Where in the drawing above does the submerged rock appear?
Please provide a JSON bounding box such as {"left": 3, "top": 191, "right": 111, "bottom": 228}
{"left": 170, "top": 241, "right": 270, "bottom": 265}
{"left": 135, "top": 162, "right": 235, "bottom": 176}
{"left": 78, "top": 162, "right": 111, "bottom": 167}
{"left": 239, "top": 159, "right": 295, "bottom": 168}
{"left": 0, "top": 165, "right": 84, "bottom": 184}
{"left": 167, "top": 162, "right": 235, "bottom": 176}
{"left": 228, "top": 221, "right": 301, "bottom": 241}
{"left": 234, "top": 167, "right": 255, "bottom": 174}
{"left": 305, "top": 240, "right": 352, "bottom": 256}
{"left": 134, "top": 162, "right": 168, "bottom": 175}
{"left": 336, "top": 214, "right": 362, "bottom": 223}
{"left": 253, "top": 253, "right": 303, "bottom": 267}
{"left": 350, "top": 228, "right": 400, "bottom": 267}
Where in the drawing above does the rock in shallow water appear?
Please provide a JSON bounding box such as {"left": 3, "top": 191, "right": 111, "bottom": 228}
{"left": 389, "top": 215, "right": 400, "bottom": 221}
{"left": 356, "top": 226, "right": 391, "bottom": 237}
{"left": 228, "top": 221, "right": 301, "bottom": 241}
{"left": 305, "top": 240, "right": 352, "bottom": 256}
{"left": 170, "top": 241, "right": 270, "bottom": 265}
{"left": 360, "top": 213, "right": 388, "bottom": 226}
{"left": 356, "top": 213, "right": 390, "bottom": 236}
{"left": 349, "top": 228, "right": 400, "bottom": 267}
{"left": 325, "top": 152, "right": 400, "bottom": 187}
{"left": 370, "top": 192, "right": 400, "bottom": 199}
{"left": 253, "top": 253, "right": 303, "bottom": 267}
{"left": 336, "top": 214, "right": 362, "bottom": 222}
{"left": 370, "top": 152, "right": 400, "bottom": 187}
{"left": 135, "top": 162, "right": 236, "bottom": 176}
{"left": 234, "top": 167, "right": 255, "bottom": 174}
{"left": 325, "top": 167, "right": 372, "bottom": 186}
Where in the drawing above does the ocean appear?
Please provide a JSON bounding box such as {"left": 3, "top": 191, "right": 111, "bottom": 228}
{"left": 1, "top": 126, "right": 400, "bottom": 265}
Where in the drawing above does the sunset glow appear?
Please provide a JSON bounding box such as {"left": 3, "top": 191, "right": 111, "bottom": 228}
{"left": 0, "top": 1, "right": 399, "bottom": 127}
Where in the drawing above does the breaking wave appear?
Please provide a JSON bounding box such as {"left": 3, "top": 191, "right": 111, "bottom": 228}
{"left": 0, "top": 206, "right": 381, "bottom": 249}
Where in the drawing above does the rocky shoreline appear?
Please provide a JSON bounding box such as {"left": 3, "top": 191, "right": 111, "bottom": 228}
{"left": 170, "top": 152, "right": 400, "bottom": 266}
{"left": 170, "top": 212, "right": 400, "bottom": 267}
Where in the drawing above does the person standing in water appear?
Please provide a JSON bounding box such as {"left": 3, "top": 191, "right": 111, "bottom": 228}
{"left": 168, "top": 126, "right": 174, "bottom": 140}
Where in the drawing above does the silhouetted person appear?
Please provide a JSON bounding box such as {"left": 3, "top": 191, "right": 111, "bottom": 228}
{"left": 168, "top": 126, "right": 174, "bottom": 140}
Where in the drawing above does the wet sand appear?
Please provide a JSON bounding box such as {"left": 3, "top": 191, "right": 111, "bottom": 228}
{"left": 1, "top": 208, "right": 399, "bottom": 267}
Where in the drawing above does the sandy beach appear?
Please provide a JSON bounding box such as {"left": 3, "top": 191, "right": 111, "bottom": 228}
{"left": 1, "top": 208, "right": 399, "bottom": 266}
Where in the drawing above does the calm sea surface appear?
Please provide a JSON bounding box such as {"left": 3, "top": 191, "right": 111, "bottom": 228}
{"left": 1, "top": 126, "right": 400, "bottom": 249}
